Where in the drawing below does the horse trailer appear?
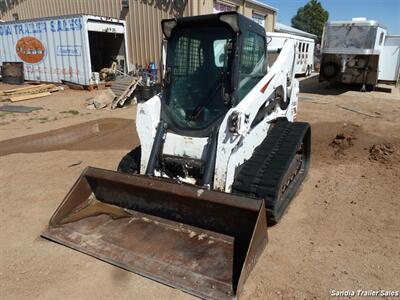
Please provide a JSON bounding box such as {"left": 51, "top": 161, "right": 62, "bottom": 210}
{"left": 319, "top": 18, "right": 387, "bottom": 91}
{"left": 267, "top": 32, "right": 315, "bottom": 76}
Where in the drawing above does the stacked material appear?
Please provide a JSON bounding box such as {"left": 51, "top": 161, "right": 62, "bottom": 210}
{"left": 110, "top": 76, "right": 140, "bottom": 109}
{"left": 0, "top": 84, "right": 62, "bottom": 102}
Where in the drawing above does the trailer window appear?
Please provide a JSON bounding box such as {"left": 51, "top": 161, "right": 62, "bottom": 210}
{"left": 238, "top": 31, "right": 267, "bottom": 101}
{"left": 324, "top": 25, "right": 377, "bottom": 50}
{"left": 298, "top": 42, "right": 302, "bottom": 59}
{"left": 379, "top": 32, "right": 384, "bottom": 45}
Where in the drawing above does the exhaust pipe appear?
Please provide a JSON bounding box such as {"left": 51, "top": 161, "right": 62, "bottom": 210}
{"left": 42, "top": 167, "right": 267, "bottom": 299}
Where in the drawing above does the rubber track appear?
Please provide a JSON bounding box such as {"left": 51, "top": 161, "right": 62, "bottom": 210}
{"left": 232, "top": 121, "right": 310, "bottom": 224}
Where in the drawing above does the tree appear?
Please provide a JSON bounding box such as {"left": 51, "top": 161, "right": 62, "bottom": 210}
{"left": 291, "top": 0, "right": 329, "bottom": 41}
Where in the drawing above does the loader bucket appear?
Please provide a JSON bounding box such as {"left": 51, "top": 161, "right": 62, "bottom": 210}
{"left": 42, "top": 167, "right": 267, "bottom": 299}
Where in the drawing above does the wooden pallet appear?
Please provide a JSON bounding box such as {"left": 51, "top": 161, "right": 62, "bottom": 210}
{"left": 110, "top": 76, "right": 140, "bottom": 109}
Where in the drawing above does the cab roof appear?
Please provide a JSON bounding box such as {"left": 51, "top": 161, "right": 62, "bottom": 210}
{"left": 162, "top": 12, "right": 265, "bottom": 39}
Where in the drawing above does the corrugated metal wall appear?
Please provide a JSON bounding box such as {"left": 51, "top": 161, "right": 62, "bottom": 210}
{"left": 1, "top": 0, "right": 276, "bottom": 68}
{"left": 1, "top": 0, "right": 189, "bottom": 68}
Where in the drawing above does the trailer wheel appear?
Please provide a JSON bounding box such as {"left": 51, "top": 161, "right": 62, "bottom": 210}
{"left": 305, "top": 65, "right": 311, "bottom": 77}
{"left": 321, "top": 62, "right": 340, "bottom": 79}
{"left": 117, "top": 146, "right": 141, "bottom": 174}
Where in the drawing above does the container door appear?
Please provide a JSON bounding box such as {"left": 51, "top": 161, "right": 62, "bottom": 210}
{"left": 378, "top": 36, "right": 400, "bottom": 81}
{"left": 87, "top": 20, "right": 127, "bottom": 75}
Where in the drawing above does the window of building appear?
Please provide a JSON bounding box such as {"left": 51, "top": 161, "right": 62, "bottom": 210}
{"left": 213, "top": 1, "right": 237, "bottom": 13}
{"left": 238, "top": 31, "right": 266, "bottom": 101}
{"left": 252, "top": 12, "right": 265, "bottom": 27}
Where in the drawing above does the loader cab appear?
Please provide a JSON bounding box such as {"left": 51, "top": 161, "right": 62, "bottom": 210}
{"left": 161, "top": 12, "right": 267, "bottom": 137}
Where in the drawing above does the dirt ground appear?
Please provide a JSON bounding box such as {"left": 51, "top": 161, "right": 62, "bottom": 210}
{"left": 1, "top": 76, "right": 399, "bottom": 299}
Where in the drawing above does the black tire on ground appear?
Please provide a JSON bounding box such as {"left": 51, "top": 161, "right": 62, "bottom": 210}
{"left": 117, "top": 146, "right": 141, "bottom": 175}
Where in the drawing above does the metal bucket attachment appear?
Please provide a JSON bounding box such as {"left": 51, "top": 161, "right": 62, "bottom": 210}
{"left": 42, "top": 167, "right": 267, "bottom": 299}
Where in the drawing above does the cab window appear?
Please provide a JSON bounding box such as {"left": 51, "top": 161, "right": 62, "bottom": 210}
{"left": 238, "top": 31, "right": 266, "bottom": 101}
{"left": 213, "top": 39, "right": 228, "bottom": 67}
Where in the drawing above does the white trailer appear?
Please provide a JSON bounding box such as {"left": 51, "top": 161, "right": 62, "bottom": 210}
{"left": 379, "top": 35, "right": 400, "bottom": 82}
{"left": 267, "top": 32, "right": 315, "bottom": 76}
{"left": 319, "top": 18, "right": 387, "bottom": 90}
{"left": 0, "top": 15, "right": 130, "bottom": 85}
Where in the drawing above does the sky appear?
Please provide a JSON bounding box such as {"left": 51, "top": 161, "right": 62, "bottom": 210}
{"left": 261, "top": 0, "right": 400, "bottom": 35}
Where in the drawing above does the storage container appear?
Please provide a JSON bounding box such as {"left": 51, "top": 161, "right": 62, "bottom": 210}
{"left": 0, "top": 15, "right": 130, "bottom": 85}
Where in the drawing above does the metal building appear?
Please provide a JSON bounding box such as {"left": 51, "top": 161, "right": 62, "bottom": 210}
{"left": 0, "top": 0, "right": 277, "bottom": 69}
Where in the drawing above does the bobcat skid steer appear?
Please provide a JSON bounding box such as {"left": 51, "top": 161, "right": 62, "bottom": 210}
{"left": 42, "top": 12, "right": 310, "bottom": 300}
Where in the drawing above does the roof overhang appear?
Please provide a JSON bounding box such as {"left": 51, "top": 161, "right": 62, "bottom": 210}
{"left": 246, "top": 0, "right": 278, "bottom": 12}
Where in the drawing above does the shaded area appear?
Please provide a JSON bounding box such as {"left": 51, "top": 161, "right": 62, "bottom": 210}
{"left": 299, "top": 74, "right": 393, "bottom": 95}
{"left": 89, "top": 32, "right": 125, "bottom": 73}
{"left": 0, "top": 118, "right": 138, "bottom": 156}
{"left": 374, "top": 86, "right": 392, "bottom": 93}
{"left": 0, "top": 104, "right": 42, "bottom": 113}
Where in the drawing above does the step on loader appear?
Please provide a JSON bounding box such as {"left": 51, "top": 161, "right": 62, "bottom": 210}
{"left": 43, "top": 12, "right": 311, "bottom": 300}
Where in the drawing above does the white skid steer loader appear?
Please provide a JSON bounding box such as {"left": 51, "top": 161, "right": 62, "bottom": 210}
{"left": 42, "top": 12, "right": 311, "bottom": 300}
